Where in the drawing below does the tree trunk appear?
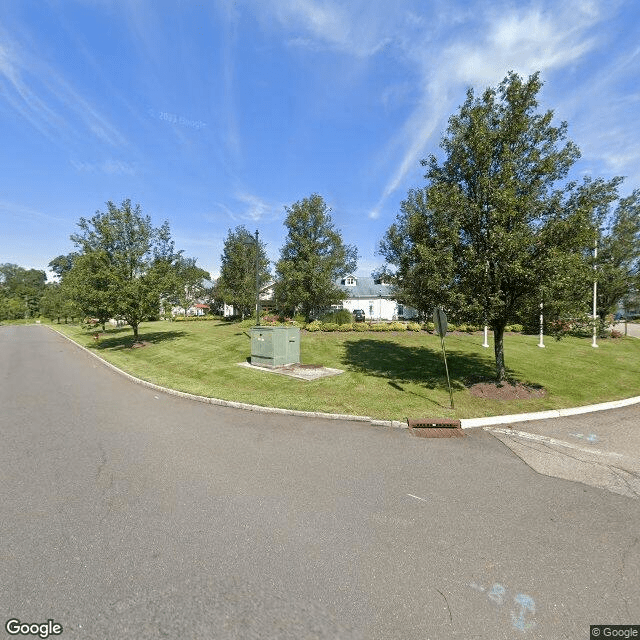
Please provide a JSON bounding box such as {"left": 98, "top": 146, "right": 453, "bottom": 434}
{"left": 493, "top": 324, "right": 506, "bottom": 381}
{"left": 132, "top": 322, "right": 139, "bottom": 341}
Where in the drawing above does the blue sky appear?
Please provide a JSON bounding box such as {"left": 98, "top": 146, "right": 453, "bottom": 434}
{"left": 1, "top": 0, "right": 639, "bottom": 280}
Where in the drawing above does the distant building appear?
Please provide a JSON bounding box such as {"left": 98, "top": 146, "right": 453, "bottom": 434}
{"left": 222, "top": 281, "right": 275, "bottom": 318}
{"left": 335, "top": 275, "right": 418, "bottom": 321}
{"left": 171, "top": 277, "right": 214, "bottom": 317}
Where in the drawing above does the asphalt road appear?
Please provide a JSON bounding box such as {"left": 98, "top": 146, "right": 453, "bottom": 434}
{"left": 1, "top": 325, "right": 639, "bottom": 639}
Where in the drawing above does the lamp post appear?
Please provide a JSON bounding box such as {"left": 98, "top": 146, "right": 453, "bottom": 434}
{"left": 482, "top": 260, "right": 489, "bottom": 347}
{"left": 244, "top": 230, "right": 260, "bottom": 327}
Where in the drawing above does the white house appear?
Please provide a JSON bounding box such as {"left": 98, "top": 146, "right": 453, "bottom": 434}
{"left": 223, "top": 281, "right": 276, "bottom": 318}
{"left": 171, "top": 277, "right": 214, "bottom": 317}
{"left": 335, "top": 275, "right": 418, "bottom": 321}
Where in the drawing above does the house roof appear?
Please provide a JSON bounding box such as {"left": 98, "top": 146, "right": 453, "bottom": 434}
{"left": 336, "top": 276, "right": 393, "bottom": 298}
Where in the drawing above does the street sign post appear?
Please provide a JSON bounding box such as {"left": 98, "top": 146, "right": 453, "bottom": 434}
{"left": 433, "top": 308, "right": 454, "bottom": 409}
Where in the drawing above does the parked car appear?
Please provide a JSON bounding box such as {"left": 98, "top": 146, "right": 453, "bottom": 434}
{"left": 352, "top": 309, "right": 365, "bottom": 322}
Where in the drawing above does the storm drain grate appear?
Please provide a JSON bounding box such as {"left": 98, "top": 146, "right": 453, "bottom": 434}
{"left": 407, "top": 418, "right": 464, "bottom": 438}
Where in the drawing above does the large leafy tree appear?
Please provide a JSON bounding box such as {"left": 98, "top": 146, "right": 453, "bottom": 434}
{"left": 69, "top": 199, "right": 181, "bottom": 339}
{"left": 595, "top": 190, "right": 640, "bottom": 320}
{"left": 274, "top": 194, "right": 358, "bottom": 321}
{"left": 379, "top": 72, "right": 621, "bottom": 381}
{"left": 216, "top": 226, "right": 270, "bottom": 319}
{"left": 63, "top": 250, "right": 115, "bottom": 329}
{"left": 48, "top": 253, "right": 78, "bottom": 280}
{"left": 0, "top": 263, "right": 47, "bottom": 319}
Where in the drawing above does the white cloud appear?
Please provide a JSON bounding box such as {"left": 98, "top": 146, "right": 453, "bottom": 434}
{"left": 212, "top": 192, "right": 283, "bottom": 224}
{"left": 0, "top": 27, "right": 127, "bottom": 149}
{"left": 0, "top": 201, "right": 67, "bottom": 225}
{"left": 70, "top": 158, "right": 136, "bottom": 175}
{"left": 267, "top": 0, "right": 390, "bottom": 57}
{"left": 370, "top": 1, "right": 604, "bottom": 220}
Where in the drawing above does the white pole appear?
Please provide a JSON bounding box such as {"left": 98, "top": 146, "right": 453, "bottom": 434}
{"left": 592, "top": 239, "right": 598, "bottom": 348}
{"left": 483, "top": 259, "right": 490, "bottom": 347}
{"left": 538, "top": 300, "right": 545, "bottom": 348}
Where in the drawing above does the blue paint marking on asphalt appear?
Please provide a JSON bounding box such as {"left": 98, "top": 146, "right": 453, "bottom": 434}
{"left": 512, "top": 593, "right": 536, "bottom": 632}
{"left": 569, "top": 432, "right": 599, "bottom": 444}
{"left": 469, "top": 581, "right": 537, "bottom": 633}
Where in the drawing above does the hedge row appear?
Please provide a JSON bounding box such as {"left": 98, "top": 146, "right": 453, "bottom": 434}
{"left": 304, "top": 321, "right": 525, "bottom": 333}
{"left": 235, "top": 316, "right": 525, "bottom": 333}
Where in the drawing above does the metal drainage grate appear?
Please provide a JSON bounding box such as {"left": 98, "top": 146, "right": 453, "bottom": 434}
{"left": 406, "top": 417, "right": 464, "bottom": 438}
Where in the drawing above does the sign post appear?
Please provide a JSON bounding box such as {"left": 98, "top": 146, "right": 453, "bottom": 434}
{"left": 433, "top": 308, "right": 454, "bottom": 409}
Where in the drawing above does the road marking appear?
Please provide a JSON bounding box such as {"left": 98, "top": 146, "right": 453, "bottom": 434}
{"left": 484, "top": 428, "right": 623, "bottom": 459}
{"left": 407, "top": 493, "right": 429, "bottom": 502}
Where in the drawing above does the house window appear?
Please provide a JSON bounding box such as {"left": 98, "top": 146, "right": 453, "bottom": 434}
{"left": 397, "top": 304, "right": 404, "bottom": 317}
{"left": 345, "top": 277, "right": 356, "bottom": 286}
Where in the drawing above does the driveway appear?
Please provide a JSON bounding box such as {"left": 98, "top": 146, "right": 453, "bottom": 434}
{"left": 1, "top": 325, "right": 639, "bottom": 639}
{"left": 483, "top": 404, "right": 640, "bottom": 498}
{"left": 614, "top": 321, "right": 640, "bottom": 338}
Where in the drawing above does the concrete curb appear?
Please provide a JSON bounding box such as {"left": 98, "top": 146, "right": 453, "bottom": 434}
{"left": 459, "top": 395, "right": 640, "bottom": 429}
{"left": 47, "top": 326, "right": 408, "bottom": 430}
{"left": 47, "top": 325, "right": 640, "bottom": 431}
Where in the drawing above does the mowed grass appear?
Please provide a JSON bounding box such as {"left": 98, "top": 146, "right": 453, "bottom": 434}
{"left": 50, "top": 320, "right": 640, "bottom": 421}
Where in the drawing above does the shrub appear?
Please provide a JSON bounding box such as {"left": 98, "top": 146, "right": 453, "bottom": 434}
{"left": 353, "top": 322, "right": 369, "bottom": 331}
{"left": 305, "top": 320, "right": 322, "bottom": 332}
{"left": 506, "top": 323, "right": 523, "bottom": 332}
{"left": 320, "top": 322, "right": 340, "bottom": 332}
{"left": 407, "top": 322, "right": 422, "bottom": 331}
{"left": 424, "top": 322, "right": 435, "bottom": 332}
{"left": 337, "top": 323, "right": 353, "bottom": 331}
{"left": 320, "top": 309, "right": 353, "bottom": 325}
{"left": 388, "top": 321, "right": 407, "bottom": 331}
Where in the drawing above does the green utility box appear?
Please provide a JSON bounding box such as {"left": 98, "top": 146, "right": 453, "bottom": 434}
{"left": 250, "top": 326, "right": 300, "bottom": 367}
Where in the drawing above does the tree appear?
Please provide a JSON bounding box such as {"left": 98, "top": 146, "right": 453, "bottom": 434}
{"left": 39, "top": 283, "right": 65, "bottom": 323}
{"left": 216, "top": 226, "right": 270, "bottom": 319}
{"left": 0, "top": 263, "right": 47, "bottom": 319}
{"left": 48, "top": 253, "right": 78, "bottom": 280}
{"left": 379, "top": 72, "right": 621, "bottom": 381}
{"left": 169, "top": 256, "right": 211, "bottom": 317}
{"left": 274, "top": 194, "right": 358, "bottom": 321}
{"left": 69, "top": 199, "right": 181, "bottom": 339}
{"left": 63, "top": 250, "right": 115, "bottom": 329}
{"left": 595, "top": 190, "right": 640, "bottom": 320}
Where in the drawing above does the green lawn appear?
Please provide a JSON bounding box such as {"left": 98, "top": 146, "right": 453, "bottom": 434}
{"left": 48, "top": 319, "right": 640, "bottom": 421}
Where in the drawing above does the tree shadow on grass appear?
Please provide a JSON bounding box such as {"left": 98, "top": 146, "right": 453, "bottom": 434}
{"left": 342, "top": 338, "right": 498, "bottom": 392}
{"left": 94, "top": 330, "right": 187, "bottom": 350}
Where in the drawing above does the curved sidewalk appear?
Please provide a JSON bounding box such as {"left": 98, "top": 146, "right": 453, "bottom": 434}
{"left": 48, "top": 324, "right": 640, "bottom": 430}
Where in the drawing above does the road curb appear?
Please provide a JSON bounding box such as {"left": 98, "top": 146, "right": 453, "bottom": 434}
{"left": 459, "top": 395, "right": 640, "bottom": 428}
{"left": 47, "top": 325, "right": 640, "bottom": 431}
{"left": 47, "top": 326, "right": 408, "bottom": 430}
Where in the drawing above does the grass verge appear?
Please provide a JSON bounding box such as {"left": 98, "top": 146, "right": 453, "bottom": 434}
{"left": 47, "top": 319, "right": 640, "bottom": 421}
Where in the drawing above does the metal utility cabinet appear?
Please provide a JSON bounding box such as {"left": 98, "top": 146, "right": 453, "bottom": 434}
{"left": 250, "top": 326, "right": 300, "bottom": 367}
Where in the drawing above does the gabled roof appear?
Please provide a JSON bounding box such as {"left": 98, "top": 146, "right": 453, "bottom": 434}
{"left": 336, "top": 276, "right": 393, "bottom": 298}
